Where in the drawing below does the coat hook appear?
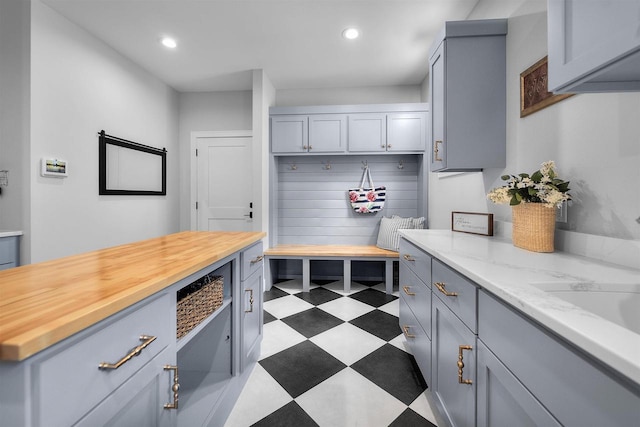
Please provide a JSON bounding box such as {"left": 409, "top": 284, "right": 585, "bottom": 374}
{"left": 361, "top": 160, "right": 368, "bottom": 169}
{"left": 290, "top": 163, "right": 297, "bottom": 171}
{"left": 397, "top": 160, "right": 404, "bottom": 169}
{"left": 323, "top": 161, "right": 331, "bottom": 170}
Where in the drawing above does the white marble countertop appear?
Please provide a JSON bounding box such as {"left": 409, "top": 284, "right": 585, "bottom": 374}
{"left": 0, "top": 230, "right": 23, "bottom": 238}
{"left": 399, "top": 229, "right": 640, "bottom": 385}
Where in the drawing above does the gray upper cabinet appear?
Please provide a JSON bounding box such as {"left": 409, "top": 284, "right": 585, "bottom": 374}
{"left": 270, "top": 104, "right": 428, "bottom": 155}
{"left": 349, "top": 112, "right": 427, "bottom": 152}
{"left": 387, "top": 112, "right": 427, "bottom": 152}
{"left": 308, "top": 115, "right": 347, "bottom": 153}
{"left": 271, "top": 115, "right": 308, "bottom": 153}
{"left": 548, "top": 0, "right": 640, "bottom": 93}
{"left": 429, "top": 19, "right": 507, "bottom": 172}
{"left": 271, "top": 114, "right": 346, "bottom": 154}
{"left": 347, "top": 113, "right": 387, "bottom": 152}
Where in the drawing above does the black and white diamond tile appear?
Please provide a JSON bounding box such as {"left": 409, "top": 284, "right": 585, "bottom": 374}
{"left": 225, "top": 279, "right": 438, "bottom": 427}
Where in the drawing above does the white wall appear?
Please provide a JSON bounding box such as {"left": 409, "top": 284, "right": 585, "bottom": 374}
{"left": 275, "top": 85, "right": 422, "bottom": 106}
{"left": 177, "top": 91, "right": 252, "bottom": 230}
{"left": 0, "top": 0, "right": 31, "bottom": 262}
{"left": 29, "top": 1, "right": 180, "bottom": 263}
{"left": 427, "top": 1, "right": 640, "bottom": 241}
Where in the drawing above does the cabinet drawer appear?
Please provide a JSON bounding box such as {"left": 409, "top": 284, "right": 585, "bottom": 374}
{"left": 399, "top": 262, "right": 431, "bottom": 337}
{"left": 432, "top": 259, "right": 477, "bottom": 333}
{"left": 0, "top": 236, "right": 18, "bottom": 265}
{"left": 399, "top": 296, "right": 431, "bottom": 385}
{"left": 241, "top": 241, "right": 264, "bottom": 281}
{"left": 479, "top": 291, "right": 640, "bottom": 427}
{"left": 34, "top": 293, "right": 171, "bottom": 427}
{"left": 399, "top": 238, "right": 431, "bottom": 282}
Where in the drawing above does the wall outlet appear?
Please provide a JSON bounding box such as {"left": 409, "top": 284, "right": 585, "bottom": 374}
{"left": 556, "top": 202, "right": 568, "bottom": 223}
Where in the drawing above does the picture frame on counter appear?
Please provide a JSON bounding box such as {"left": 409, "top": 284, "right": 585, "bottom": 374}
{"left": 451, "top": 211, "right": 494, "bottom": 236}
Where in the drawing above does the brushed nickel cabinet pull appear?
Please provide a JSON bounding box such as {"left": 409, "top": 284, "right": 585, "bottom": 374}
{"left": 403, "top": 254, "right": 416, "bottom": 262}
{"left": 245, "top": 289, "right": 254, "bottom": 313}
{"left": 163, "top": 365, "right": 179, "bottom": 409}
{"left": 250, "top": 255, "right": 264, "bottom": 265}
{"left": 458, "top": 345, "right": 473, "bottom": 385}
{"left": 434, "top": 282, "right": 458, "bottom": 297}
{"left": 402, "top": 325, "right": 415, "bottom": 339}
{"left": 402, "top": 286, "right": 416, "bottom": 296}
{"left": 98, "top": 335, "right": 156, "bottom": 370}
{"left": 434, "top": 140, "right": 443, "bottom": 161}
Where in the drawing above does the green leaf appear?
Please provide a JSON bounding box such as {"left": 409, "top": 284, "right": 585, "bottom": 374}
{"left": 500, "top": 175, "right": 511, "bottom": 181}
{"left": 531, "top": 170, "right": 543, "bottom": 182}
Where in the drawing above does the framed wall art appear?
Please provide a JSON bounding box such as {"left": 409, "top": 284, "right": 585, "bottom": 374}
{"left": 520, "top": 56, "right": 573, "bottom": 118}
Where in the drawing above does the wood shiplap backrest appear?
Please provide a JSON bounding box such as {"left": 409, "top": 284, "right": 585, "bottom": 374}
{"left": 275, "top": 154, "right": 421, "bottom": 246}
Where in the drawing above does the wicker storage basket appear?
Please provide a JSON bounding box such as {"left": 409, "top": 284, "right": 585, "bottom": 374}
{"left": 512, "top": 203, "right": 556, "bottom": 252}
{"left": 176, "top": 275, "right": 224, "bottom": 339}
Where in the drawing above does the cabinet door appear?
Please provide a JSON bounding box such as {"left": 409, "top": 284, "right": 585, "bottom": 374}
{"left": 387, "top": 112, "right": 427, "bottom": 152}
{"left": 74, "top": 348, "right": 176, "bottom": 427}
{"left": 347, "top": 114, "right": 387, "bottom": 152}
{"left": 429, "top": 42, "right": 446, "bottom": 170}
{"left": 476, "top": 340, "right": 561, "bottom": 427}
{"left": 271, "top": 115, "right": 308, "bottom": 153}
{"left": 432, "top": 296, "right": 476, "bottom": 427}
{"left": 308, "top": 114, "right": 347, "bottom": 153}
{"left": 399, "top": 289, "right": 432, "bottom": 385}
{"left": 242, "top": 268, "right": 263, "bottom": 370}
{"left": 548, "top": 0, "right": 640, "bottom": 93}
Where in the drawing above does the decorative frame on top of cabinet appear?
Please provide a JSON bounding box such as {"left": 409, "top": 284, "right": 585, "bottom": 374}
{"left": 428, "top": 19, "right": 507, "bottom": 172}
{"left": 547, "top": 0, "right": 640, "bottom": 93}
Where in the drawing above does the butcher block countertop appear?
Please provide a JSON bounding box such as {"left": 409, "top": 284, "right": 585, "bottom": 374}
{"left": 0, "top": 231, "right": 265, "bottom": 362}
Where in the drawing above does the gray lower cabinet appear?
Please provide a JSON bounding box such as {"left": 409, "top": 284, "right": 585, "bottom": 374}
{"left": 399, "top": 236, "right": 640, "bottom": 427}
{"left": 0, "top": 235, "right": 20, "bottom": 270}
{"left": 428, "top": 19, "right": 507, "bottom": 172}
{"left": 479, "top": 290, "right": 640, "bottom": 427}
{"left": 74, "top": 347, "right": 176, "bottom": 427}
{"left": 476, "top": 340, "right": 560, "bottom": 427}
{"left": 547, "top": 0, "right": 640, "bottom": 93}
{"left": 431, "top": 295, "right": 476, "bottom": 427}
{"left": 0, "top": 243, "right": 264, "bottom": 427}
{"left": 241, "top": 242, "right": 264, "bottom": 370}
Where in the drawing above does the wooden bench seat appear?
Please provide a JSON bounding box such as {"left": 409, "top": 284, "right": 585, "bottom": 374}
{"left": 264, "top": 244, "right": 399, "bottom": 294}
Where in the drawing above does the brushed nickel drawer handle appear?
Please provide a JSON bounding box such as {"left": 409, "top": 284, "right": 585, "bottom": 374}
{"left": 402, "top": 286, "right": 416, "bottom": 296}
{"left": 250, "top": 255, "right": 264, "bottom": 265}
{"left": 98, "top": 335, "right": 156, "bottom": 370}
{"left": 434, "top": 281, "right": 458, "bottom": 297}
{"left": 163, "top": 365, "right": 179, "bottom": 410}
{"left": 402, "top": 325, "right": 415, "bottom": 339}
{"left": 245, "top": 289, "right": 254, "bottom": 313}
{"left": 458, "top": 345, "right": 473, "bottom": 385}
{"left": 403, "top": 254, "right": 416, "bottom": 262}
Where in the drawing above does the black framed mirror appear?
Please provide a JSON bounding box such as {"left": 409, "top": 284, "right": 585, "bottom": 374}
{"left": 98, "top": 130, "right": 166, "bottom": 195}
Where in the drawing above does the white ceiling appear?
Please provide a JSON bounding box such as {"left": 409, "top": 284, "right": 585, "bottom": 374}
{"left": 40, "top": 0, "right": 518, "bottom": 93}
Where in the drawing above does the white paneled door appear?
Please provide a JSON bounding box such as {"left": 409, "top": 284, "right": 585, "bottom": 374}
{"left": 196, "top": 135, "right": 253, "bottom": 231}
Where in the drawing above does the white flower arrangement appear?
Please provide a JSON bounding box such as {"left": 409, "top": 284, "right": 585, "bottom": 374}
{"left": 487, "top": 161, "right": 571, "bottom": 208}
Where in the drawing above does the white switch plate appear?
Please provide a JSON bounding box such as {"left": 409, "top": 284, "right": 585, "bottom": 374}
{"left": 556, "top": 202, "right": 568, "bottom": 223}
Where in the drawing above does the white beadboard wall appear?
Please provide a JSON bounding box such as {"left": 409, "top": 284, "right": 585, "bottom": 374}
{"left": 274, "top": 154, "right": 423, "bottom": 246}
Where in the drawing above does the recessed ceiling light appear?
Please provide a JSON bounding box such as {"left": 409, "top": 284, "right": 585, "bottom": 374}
{"left": 161, "top": 37, "right": 177, "bottom": 49}
{"left": 342, "top": 28, "right": 360, "bottom": 40}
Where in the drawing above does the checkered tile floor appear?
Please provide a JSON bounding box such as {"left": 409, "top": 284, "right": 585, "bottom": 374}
{"left": 225, "top": 279, "right": 438, "bottom": 427}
